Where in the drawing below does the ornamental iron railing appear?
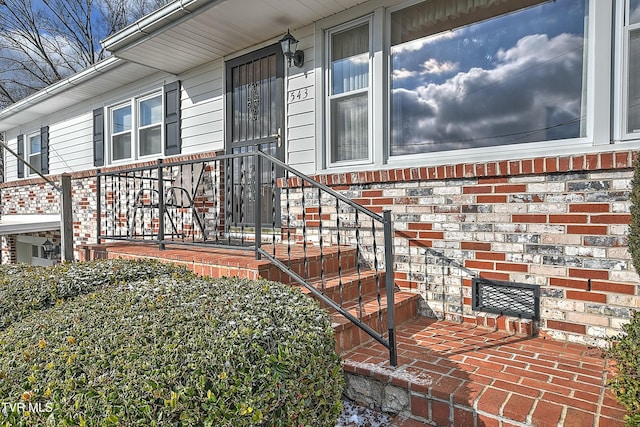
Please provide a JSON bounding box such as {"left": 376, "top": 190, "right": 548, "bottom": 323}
{"left": 97, "top": 148, "right": 398, "bottom": 365}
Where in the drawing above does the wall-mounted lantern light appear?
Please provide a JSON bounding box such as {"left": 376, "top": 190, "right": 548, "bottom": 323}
{"left": 42, "top": 239, "right": 59, "bottom": 259}
{"left": 279, "top": 30, "right": 304, "bottom": 68}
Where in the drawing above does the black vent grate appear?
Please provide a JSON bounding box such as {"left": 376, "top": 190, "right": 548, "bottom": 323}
{"left": 472, "top": 278, "right": 539, "bottom": 320}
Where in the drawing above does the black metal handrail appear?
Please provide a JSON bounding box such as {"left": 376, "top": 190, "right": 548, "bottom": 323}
{"left": 97, "top": 148, "right": 398, "bottom": 366}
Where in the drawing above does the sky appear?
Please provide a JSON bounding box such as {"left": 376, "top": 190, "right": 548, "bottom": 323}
{"left": 389, "top": 0, "right": 588, "bottom": 155}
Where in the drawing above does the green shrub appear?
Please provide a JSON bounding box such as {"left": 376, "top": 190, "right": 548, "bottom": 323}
{"left": 629, "top": 155, "right": 640, "bottom": 273}
{"left": 0, "top": 259, "right": 192, "bottom": 330}
{"left": 604, "top": 310, "right": 640, "bottom": 426}
{"left": 619, "top": 152, "right": 640, "bottom": 425}
{"left": 0, "top": 274, "right": 343, "bottom": 426}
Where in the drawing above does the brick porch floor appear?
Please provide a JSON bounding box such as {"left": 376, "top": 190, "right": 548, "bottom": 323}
{"left": 344, "top": 317, "right": 626, "bottom": 427}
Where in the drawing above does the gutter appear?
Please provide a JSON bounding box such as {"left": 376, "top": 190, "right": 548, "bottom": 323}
{"left": 102, "top": 0, "right": 223, "bottom": 53}
{"left": 0, "top": 56, "right": 123, "bottom": 122}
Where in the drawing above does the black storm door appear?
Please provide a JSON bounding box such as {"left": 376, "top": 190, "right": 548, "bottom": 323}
{"left": 225, "top": 44, "right": 284, "bottom": 229}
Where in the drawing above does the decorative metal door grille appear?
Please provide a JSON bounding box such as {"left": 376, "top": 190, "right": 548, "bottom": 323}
{"left": 472, "top": 278, "right": 539, "bottom": 319}
{"left": 226, "top": 44, "right": 284, "bottom": 229}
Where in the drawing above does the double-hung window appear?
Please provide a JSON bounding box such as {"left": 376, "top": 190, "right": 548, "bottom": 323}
{"left": 626, "top": 0, "right": 640, "bottom": 136}
{"left": 109, "top": 92, "right": 163, "bottom": 162}
{"left": 27, "top": 132, "right": 42, "bottom": 176}
{"left": 138, "top": 94, "right": 163, "bottom": 156}
{"left": 111, "top": 103, "right": 132, "bottom": 161}
{"left": 327, "top": 19, "right": 372, "bottom": 164}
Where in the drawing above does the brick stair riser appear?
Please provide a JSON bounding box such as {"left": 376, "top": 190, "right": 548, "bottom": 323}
{"left": 334, "top": 295, "right": 418, "bottom": 354}
{"left": 309, "top": 272, "right": 387, "bottom": 303}
{"left": 258, "top": 249, "right": 358, "bottom": 282}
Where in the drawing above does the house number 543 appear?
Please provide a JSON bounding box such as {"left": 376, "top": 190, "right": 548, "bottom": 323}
{"left": 289, "top": 88, "right": 309, "bottom": 103}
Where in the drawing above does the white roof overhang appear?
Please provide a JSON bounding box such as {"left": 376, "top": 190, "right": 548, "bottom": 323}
{"left": 0, "top": 58, "right": 161, "bottom": 132}
{"left": 0, "top": 215, "right": 60, "bottom": 235}
{"left": 0, "top": 0, "right": 368, "bottom": 132}
{"left": 102, "top": 0, "right": 368, "bottom": 74}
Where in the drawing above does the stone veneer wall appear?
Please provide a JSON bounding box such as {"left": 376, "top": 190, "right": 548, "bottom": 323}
{"left": 1, "top": 149, "right": 639, "bottom": 345}
{"left": 1, "top": 235, "right": 16, "bottom": 264}
{"left": 0, "top": 151, "right": 220, "bottom": 262}
{"left": 302, "top": 150, "right": 639, "bottom": 347}
{"left": 0, "top": 172, "right": 97, "bottom": 261}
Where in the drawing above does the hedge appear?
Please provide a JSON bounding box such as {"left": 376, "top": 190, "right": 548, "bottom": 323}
{"left": 611, "top": 152, "right": 640, "bottom": 425}
{"left": 629, "top": 154, "right": 640, "bottom": 273}
{"left": 0, "top": 266, "right": 343, "bottom": 426}
{"left": 605, "top": 312, "right": 640, "bottom": 426}
{"left": 0, "top": 259, "right": 192, "bottom": 331}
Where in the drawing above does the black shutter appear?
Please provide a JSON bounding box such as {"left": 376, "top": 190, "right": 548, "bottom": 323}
{"left": 40, "top": 126, "right": 49, "bottom": 175}
{"left": 93, "top": 108, "right": 104, "bottom": 167}
{"left": 17, "top": 134, "right": 24, "bottom": 178}
{"left": 164, "top": 80, "right": 181, "bottom": 156}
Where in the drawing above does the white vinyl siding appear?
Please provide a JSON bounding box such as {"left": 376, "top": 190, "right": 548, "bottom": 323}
{"left": 48, "top": 114, "right": 95, "bottom": 174}
{"left": 180, "top": 60, "right": 225, "bottom": 154}
{"left": 284, "top": 27, "right": 316, "bottom": 174}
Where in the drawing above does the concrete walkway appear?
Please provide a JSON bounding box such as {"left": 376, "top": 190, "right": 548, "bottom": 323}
{"left": 342, "top": 317, "right": 626, "bottom": 426}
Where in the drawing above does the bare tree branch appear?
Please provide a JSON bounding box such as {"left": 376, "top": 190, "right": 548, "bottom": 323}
{"left": 0, "top": 0, "right": 171, "bottom": 109}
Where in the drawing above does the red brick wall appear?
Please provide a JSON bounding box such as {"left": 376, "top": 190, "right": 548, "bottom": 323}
{"left": 307, "top": 150, "right": 639, "bottom": 346}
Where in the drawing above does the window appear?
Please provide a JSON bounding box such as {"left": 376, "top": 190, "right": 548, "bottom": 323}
{"left": 111, "top": 104, "right": 132, "bottom": 161}
{"left": 626, "top": 0, "right": 640, "bottom": 135}
{"left": 389, "top": 0, "right": 589, "bottom": 155}
{"left": 139, "top": 94, "right": 162, "bottom": 156}
{"left": 109, "top": 92, "right": 163, "bottom": 162}
{"left": 328, "top": 20, "right": 371, "bottom": 164}
{"left": 17, "top": 127, "right": 48, "bottom": 178}
{"left": 321, "top": 0, "right": 600, "bottom": 168}
{"left": 27, "top": 132, "right": 42, "bottom": 176}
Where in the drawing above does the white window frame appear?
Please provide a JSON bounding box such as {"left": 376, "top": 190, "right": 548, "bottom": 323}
{"left": 109, "top": 101, "right": 132, "bottom": 163}
{"left": 316, "top": 0, "right": 615, "bottom": 172}
{"left": 137, "top": 92, "right": 164, "bottom": 158}
{"left": 108, "top": 90, "right": 164, "bottom": 164}
{"left": 26, "top": 131, "right": 41, "bottom": 177}
{"left": 325, "top": 16, "right": 375, "bottom": 168}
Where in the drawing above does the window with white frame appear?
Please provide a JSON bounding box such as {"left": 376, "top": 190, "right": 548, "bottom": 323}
{"left": 323, "top": 0, "right": 596, "bottom": 167}
{"left": 388, "top": 0, "right": 589, "bottom": 155}
{"left": 27, "top": 131, "right": 42, "bottom": 176}
{"left": 138, "top": 94, "right": 162, "bottom": 156}
{"left": 626, "top": 0, "right": 640, "bottom": 135}
{"left": 109, "top": 92, "right": 163, "bottom": 162}
{"left": 327, "top": 20, "right": 371, "bottom": 164}
{"left": 111, "top": 103, "right": 132, "bottom": 161}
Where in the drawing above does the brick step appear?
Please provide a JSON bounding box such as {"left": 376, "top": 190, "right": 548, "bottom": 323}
{"left": 329, "top": 291, "right": 419, "bottom": 354}
{"left": 257, "top": 246, "right": 359, "bottom": 284}
{"left": 299, "top": 268, "right": 387, "bottom": 302}
{"left": 294, "top": 274, "right": 419, "bottom": 353}
{"left": 341, "top": 317, "right": 626, "bottom": 426}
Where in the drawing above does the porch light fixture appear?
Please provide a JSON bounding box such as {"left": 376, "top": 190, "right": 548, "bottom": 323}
{"left": 42, "top": 239, "right": 59, "bottom": 259}
{"left": 279, "top": 30, "right": 304, "bottom": 67}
